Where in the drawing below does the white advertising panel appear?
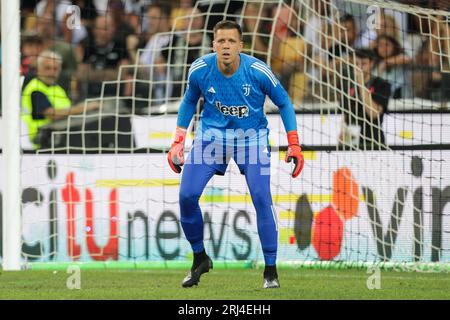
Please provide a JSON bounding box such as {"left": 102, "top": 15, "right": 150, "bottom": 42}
{"left": 2, "top": 113, "right": 449, "bottom": 150}
{"left": 0, "top": 151, "right": 448, "bottom": 264}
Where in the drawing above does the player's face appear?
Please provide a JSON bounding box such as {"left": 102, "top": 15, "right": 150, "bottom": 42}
{"left": 213, "top": 28, "right": 243, "bottom": 67}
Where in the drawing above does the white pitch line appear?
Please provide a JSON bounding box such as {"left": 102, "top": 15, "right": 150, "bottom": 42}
{"left": 293, "top": 273, "right": 450, "bottom": 281}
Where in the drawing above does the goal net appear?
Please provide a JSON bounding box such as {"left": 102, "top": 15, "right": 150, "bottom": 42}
{"left": 4, "top": 0, "right": 450, "bottom": 271}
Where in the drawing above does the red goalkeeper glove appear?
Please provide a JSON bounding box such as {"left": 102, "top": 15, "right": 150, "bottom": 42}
{"left": 167, "top": 127, "right": 186, "bottom": 173}
{"left": 285, "top": 130, "right": 304, "bottom": 178}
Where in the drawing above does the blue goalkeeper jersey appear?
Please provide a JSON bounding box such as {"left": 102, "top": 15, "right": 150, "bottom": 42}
{"left": 177, "top": 52, "right": 297, "bottom": 145}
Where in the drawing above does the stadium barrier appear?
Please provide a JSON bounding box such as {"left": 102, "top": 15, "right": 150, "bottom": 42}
{"left": 0, "top": 150, "right": 449, "bottom": 271}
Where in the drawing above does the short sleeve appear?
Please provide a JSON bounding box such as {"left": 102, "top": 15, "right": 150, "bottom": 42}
{"left": 31, "top": 91, "right": 52, "bottom": 120}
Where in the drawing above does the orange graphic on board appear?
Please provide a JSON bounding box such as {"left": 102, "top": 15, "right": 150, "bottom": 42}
{"left": 312, "top": 168, "right": 359, "bottom": 260}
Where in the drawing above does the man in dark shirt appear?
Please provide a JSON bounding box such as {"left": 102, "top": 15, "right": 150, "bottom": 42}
{"left": 167, "top": 8, "right": 212, "bottom": 100}
{"left": 340, "top": 48, "right": 391, "bottom": 150}
{"left": 328, "top": 14, "right": 358, "bottom": 60}
{"left": 77, "top": 14, "right": 129, "bottom": 99}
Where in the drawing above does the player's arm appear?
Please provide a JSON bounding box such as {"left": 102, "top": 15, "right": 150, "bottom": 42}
{"left": 167, "top": 62, "right": 203, "bottom": 173}
{"left": 253, "top": 62, "right": 304, "bottom": 178}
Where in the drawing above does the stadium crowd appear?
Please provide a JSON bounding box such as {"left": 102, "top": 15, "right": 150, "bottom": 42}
{"left": 10, "top": 0, "right": 450, "bottom": 108}
{"left": 0, "top": 0, "right": 448, "bottom": 150}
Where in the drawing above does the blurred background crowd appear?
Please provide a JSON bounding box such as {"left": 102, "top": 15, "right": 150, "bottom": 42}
{"left": 1, "top": 0, "right": 450, "bottom": 114}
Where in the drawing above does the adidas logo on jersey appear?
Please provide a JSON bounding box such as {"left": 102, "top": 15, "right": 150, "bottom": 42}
{"left": 208, "top": 86, "right": 216, "bottom": 94}
{"left": 215, "top": 101, "right": 249, "bottom": 118}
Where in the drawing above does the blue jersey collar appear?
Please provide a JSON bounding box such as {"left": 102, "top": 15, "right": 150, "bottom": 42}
{"left": 215, "top": 53, "right": 243, "bottom": 79}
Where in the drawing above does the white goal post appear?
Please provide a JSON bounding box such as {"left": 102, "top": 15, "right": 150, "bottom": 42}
{"left": 1, "top": 0, "right": 22, "bottom": 271}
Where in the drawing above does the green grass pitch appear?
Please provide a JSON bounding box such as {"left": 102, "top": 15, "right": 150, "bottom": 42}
{"left": 0, "top": 268, "right": 449, "bottom": 299}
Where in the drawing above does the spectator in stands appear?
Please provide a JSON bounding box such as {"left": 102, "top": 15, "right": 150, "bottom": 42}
{"left": 412, "top": 19, "right": 450, "bottom": 101}
{"left": 126, "top": 2, "right": 173, "bottom": 107}
{"left": 169, "top": 7, "right": 212, "bottom": 99}
{"left": 121, "top": 0, "right": 145, "bottom": 35}
{"left": 123, "top": 0, "right": 151, "bottom": 17}
{"left": 61, "top": 0, "right": 98, "bottom": 44}
{"left": 21, "top": 0, "right": 39, "bottom": 32}
{"left": 270, "top": 6, "right": 307, "bottom": 105}
{"left": 171, "top": 0, "right": 195, "bottom": 31}
{"left": 271, "top": 5, "right": 291, "bottom": 42}
{"left": 22, "top": 50, "right": 99, "bottom": 149}
{"left": 134, "top": 3, "right": 173, "bottom": 66}
{"left": 329, "top": 14, "right": 359, "bottom": 59}
{"left": 108, "top": 0, "right": 136, "bottom": 53}
{"left": 196, "top": 0, "right": 244, "bottom": 31}
{"left": 303, "top": 0, "right": 330, "bottom": 48}
{"left": 35, "top": 13, "right": 79, "bottom": 99}
{"left": 34, "top": 0, "right": 96, "bottom": 46}
{"left": 326, "top": 14, "right": 360, "bottom": 99}
{"left": 339, "top": 48, "right": 391, "bottom": 150}
{"left": 309, "top": 21, "right": 339, "bottom": 100}
{"left": 374, "top": 34, "right": 412, "bottom": 98}
{"left": 359, "top": 10, "right": 414, "bottom": 57}
{"left": 303, "top": 0, "right": 336, "bottom": 98}
{"left": 240, "top": 2, "right": 271, "bottom": 63}
{"left": 359, "top": 11, "right": 400, "bottom": 48}
{"left": 329, "top": 20, "right": 367, "bottom": 102}
{"left": 21, "top": 33, "right": 44, "bottom": 77}
{"left": 77, "top": 13, "right": 130, "bottom": 99}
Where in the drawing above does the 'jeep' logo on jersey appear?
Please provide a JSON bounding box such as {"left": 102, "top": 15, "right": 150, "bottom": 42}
{"left": 215, "top": 101, "right": 249, "bottom": 118}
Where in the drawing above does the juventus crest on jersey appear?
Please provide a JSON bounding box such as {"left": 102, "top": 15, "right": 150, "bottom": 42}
{"left": 181, "top": 52, "right": 294, "bottom": 145}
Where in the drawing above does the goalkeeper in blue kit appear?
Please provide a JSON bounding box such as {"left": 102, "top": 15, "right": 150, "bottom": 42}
{"left": 167, "top": 20, "right": 304, "bottom": 289}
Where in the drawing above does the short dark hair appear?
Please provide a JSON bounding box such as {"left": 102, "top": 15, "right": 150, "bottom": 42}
{"left": 213, "top": 20, "right": 243, "bottom": 40}
{"left": 21, "top": 32, "right": 43, "bottom": 46}
{"left": 340, "top": 13, "right": 355, "bottom": 24}
{"left": 354, "top": 48, "right": 378, "bottom": 61}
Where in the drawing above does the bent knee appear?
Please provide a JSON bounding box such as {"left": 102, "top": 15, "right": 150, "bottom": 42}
{"left": 179, "top": 188, "right": 202, "bottom": 206}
